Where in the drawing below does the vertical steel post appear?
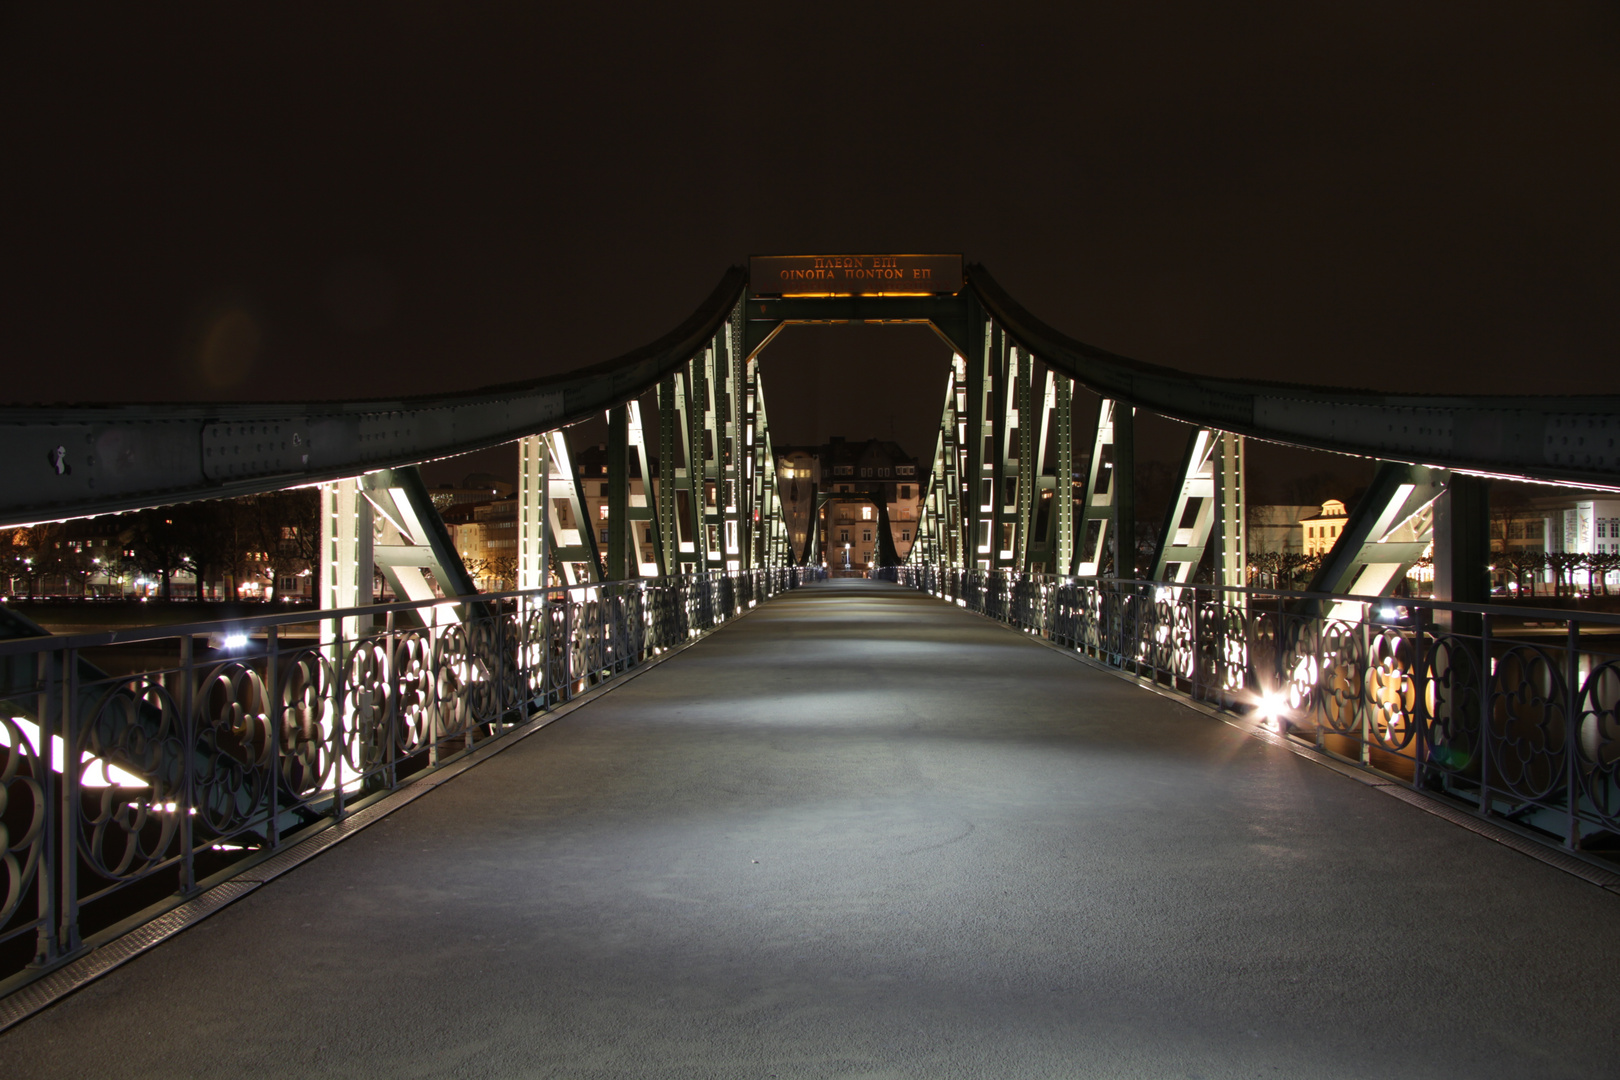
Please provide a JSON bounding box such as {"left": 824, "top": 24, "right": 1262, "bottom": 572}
{"left": 657, "top": 376, "right": 679, "bottom": 577}
{"left": 1433, "top": 475, "right": 1491, "bottom": 635}
{"left": 624, "top": 399, "right": 659, "bottom": 579}
{"left": 518, "top": 434, "right": 548, "bottom": 592}
{"left": 1014, "top": 346, "right": 1034, "bottom": 571}
{"left": 965, "top": 321, "right": 987, "bottom": 569}
{"left": 606, "top": 405, "right": 629, "bottom": 580}
{"left": 1112, "top": 405, "right": 1136, "bottom": 578}
{"left": 689, "top": 354, "right": 712, "bottom": 570}
{"left": 988, "top": 325, "right": 1012, "bottom": 569}
{"left": 729, "top": 305, "right": 748, "bottom": 571}
{"left": 1213, "top": 432, "right": 1247, "bottom": 591}
{"left": 1053, "top": 374, "right": 1074, "bottom": 575}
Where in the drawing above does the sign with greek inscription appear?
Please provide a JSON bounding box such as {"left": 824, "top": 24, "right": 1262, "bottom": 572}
{"left": 749, "top": 254, "right": 963, "bottom": 296}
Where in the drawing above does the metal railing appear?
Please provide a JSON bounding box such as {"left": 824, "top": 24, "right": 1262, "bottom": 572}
{"left": 0, "top": 566, "right": 823, "bottom": 987}
{"left": 880, "top": 565, "right": 1620, "bottom": 860}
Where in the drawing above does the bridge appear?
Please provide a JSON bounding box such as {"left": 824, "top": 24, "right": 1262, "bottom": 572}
{"left": 1, "top": 256, "right": 1618, "bottom": 1072}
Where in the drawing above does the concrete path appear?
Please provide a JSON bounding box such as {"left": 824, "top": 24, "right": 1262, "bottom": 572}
{"left": 3, "top": 579, "right": 1616, "bottom": 1079}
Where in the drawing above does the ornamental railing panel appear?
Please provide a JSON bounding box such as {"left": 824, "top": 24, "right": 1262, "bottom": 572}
{"left": 0, "top": 566, "right": 823, "bottom": 989}
{"left": 879, "top": 565, "right": 1620, "bottom": 861}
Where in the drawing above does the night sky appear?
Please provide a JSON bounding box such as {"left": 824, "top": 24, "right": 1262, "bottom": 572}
{"left": 5, "top": 5, "right": 1616, "bottom": 497}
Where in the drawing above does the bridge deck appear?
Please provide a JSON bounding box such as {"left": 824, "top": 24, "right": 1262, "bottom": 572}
{"left": 3, "top": 580, "right": 1616, "bottom": 1079}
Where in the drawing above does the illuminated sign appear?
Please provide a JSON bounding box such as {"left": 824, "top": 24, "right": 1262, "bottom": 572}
{"left": 749, "top": 254, "right": 963, "bottom": 296}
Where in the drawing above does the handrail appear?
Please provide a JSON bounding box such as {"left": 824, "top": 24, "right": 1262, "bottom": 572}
{"left": 968, "top": 570, "right": 1620, "bottom": 626}
{"left": 0, "top": 571, "right": 787, "bottom": 655}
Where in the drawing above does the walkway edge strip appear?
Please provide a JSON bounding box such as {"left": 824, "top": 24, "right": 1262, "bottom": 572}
{"left": 958, "top": 603, "right": 1620, "bottom": 895}
{"left": 0, "top": 601, "right": 769, "bottom": 1035}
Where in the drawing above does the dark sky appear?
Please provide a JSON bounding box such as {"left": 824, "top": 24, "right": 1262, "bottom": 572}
{"left": 4, "top": 4, "right": 1616, "bottom": 493}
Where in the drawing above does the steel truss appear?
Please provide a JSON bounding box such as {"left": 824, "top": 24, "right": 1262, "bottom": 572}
{"left": 4, "top": 262, "right": 1616, "bottom": 533}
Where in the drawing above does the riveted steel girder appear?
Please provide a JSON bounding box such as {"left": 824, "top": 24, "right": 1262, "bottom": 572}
{"left": 0, "top": 271, "right": 748, "bottom": 526}
{"left": 6, "top": 261, "right": 1617, "bottom": 532}
{"left": 966, "top": 265, "right": 1620, "bottom": 490}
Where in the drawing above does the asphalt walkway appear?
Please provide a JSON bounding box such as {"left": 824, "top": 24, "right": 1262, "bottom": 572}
{"left": 3, "top": 579, "right": 1616, "bottom": 1079}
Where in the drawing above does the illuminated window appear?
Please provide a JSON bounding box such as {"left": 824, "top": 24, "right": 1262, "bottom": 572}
{"left": 862, "top": 506, "right": 873, "bottom": 520}
{"left": 598, "top": 504, "right": 609, "bottom": 520}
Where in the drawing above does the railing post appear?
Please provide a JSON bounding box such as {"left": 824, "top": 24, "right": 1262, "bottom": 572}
{"left": 58, "top": 645, "right": 80, "bottom": 955}
{"left": 172, "top": 633, "right": 195, "bottom": 894}
{"left": 1478, "top": 610, "right": 1494, "bottom": 817}
{"left": 1566, "top": 617, "right": 1581, "bottom": 848}
{"left": 1191, "top": 586, "right": 1201, "bottom": 700}
{"left": 33, "top": 651, "right": 60, "bottom": 965}
{"left": 495, "top": 599, "right": 509, "bottom": 721}
{"left": 386, "top": 609, "right": 400, "bottom": 790}
{"left": 266, "top": 627, "right": 281, "bottom": 849}
{"left": 329, "top": 622, "right": 351, "bottom": 819}
{"left": 1358, "top": 608, "right": 1371, "bottom": 765}
{"left": 1413, "top": 603, "right": 1432, "bottom": 791}
{"left": 564, "top": 595, "right": 575, "bottom": 700}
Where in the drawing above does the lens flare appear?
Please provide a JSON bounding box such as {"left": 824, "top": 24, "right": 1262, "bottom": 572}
{"left": 1256, "top": 691, "right": 1288, "bottom": 730}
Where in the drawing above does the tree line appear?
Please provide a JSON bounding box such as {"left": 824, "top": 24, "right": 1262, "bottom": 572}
{"left": 1495, "top": 548, "right": 1620, "bottom": 598}
{"left": 1244, "top": 547, "right": 1619, "bottom": 599}
{"left": 1, "top": 491, "right": 319, "bottom": 601}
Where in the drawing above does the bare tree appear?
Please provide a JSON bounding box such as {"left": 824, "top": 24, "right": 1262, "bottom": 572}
{"left": 1249, "top": 550, "right": 1287, "bottom": 590}
{"left": 1501, "top": 548, "right": 1544, "bottom": 598}
{"left": 0, "top": 528, "right": 30, "bottom": 597}
{"left": 1587, "top": 550, "right": 1620, "bottom": 597}
{"left": 245, "top": 491, "right": 319, "bottom": 599}
{"left": 1287, "top": 552, "right": 1321, "bottom": 591}
{"left": 128, "top": 509, "right": 195, "bottom": 600}
{"left": 1544, "top": 552, "right": 1584, "bottom": 598}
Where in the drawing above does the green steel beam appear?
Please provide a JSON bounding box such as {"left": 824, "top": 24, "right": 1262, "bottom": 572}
{"left": 606, "top": 406, "right": 629, "bottom": 580}
{"left": 7, "top": 261, "right": 1616, "bottom": 532}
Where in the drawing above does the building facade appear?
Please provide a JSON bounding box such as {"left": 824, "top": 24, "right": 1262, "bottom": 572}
{"left": 776, "top": 437, "right": 922, "bottom": 572}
